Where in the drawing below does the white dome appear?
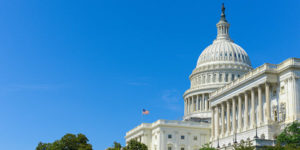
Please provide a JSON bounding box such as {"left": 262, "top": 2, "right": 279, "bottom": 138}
{"left": 183, "top": 4, "right": 253, "bottom": 122}
{"left": 197, "top": 40, "right": 251, "bottom": 68}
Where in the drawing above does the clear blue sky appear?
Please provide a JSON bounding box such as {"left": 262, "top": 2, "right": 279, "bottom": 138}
{"left": 0, "top": 0, "right": 299, "bottom": 149}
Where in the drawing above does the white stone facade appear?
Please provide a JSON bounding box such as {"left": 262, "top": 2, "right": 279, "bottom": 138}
{"left": 210, "top": 58, "right": 300, "bottom": 148}
{"left": 125, "top": 120, "right": 210, "bottom": 150}
{"left": 125, "top": 4, "right": 299, "bottom": 150}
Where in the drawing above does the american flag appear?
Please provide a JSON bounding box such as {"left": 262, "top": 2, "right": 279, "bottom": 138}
{"left": 142, "top": 109, "right": 149, "bottom": 115}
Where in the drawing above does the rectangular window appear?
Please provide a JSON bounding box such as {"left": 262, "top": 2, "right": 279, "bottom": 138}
{"left": 168, "top": 134, "right": 172, "bottom": 139}
{"left": 194, "top": 136, "right": 197, "bottom": 140}
{"left": 168, "top": 147, "right": 172, "bottom": 150}
{"left": 181, "top": 148, "right": 184, "bottom": 150}
{"left": 181, "top": 135, "right": 185, "bottom": 140}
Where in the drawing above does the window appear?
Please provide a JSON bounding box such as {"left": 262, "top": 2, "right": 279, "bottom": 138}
{"left": 181, "top": 148, "right": 185, "bottom": 150}
{"left": 181, "top": 135, "right": 185, "bottom": 140}
{"left": 194, "top": 136, "right": 197, "bottom": 140}
{"left": 280, "top": 86, "right": 285, "bottom": 94}
{"left": 273, "top": 90, "right": 277, "bottom": 97}
{"left": 168, "top": 147, "right": 172, "bottom": 150}
{"left": 168, "top": 134, "right": 172, "bottom": 139}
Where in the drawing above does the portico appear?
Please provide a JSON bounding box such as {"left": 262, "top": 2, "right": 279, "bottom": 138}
{"left": 210, "top": 58, "right": 300, "bottom": 148}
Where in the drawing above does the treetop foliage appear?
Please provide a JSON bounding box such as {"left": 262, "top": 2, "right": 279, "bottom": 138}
{"left": 123, "top": 139, "right": 147, "bottom": 150}
{"left": 107, "top": 141, "right": 122, "bottom": 150}
{"left": 36, "top": 133, "right": 93, "bottom": 150}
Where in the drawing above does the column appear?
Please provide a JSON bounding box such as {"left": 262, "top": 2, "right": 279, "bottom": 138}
{"left": 192, "top": 96, "right": 194, "bottom": 112}
{"left": 204, "top": 97, "right": 207, "bottom": 111}
{"left": 184, "top": 99, "right": 187, "bottom": 115}
{"left": 221, "top": 103, "right": 225, "bottom": 136}
{"left": 244, "top": 93, "right": 249, "bottom": 130}
{"left": 202, "top": 94, "right": 205, "bottom": 111}
{"left": 204, "top": 94, "right": 207, "bottom": 111}
{"left": 258, "top": 86, "right": 263, "bottom": 125}
{"left": 186, "top": 98, "right": 189, "bottom": 114}
{"left": 216, "top": 73, "right": 220, "bottom": 82}
{"left": 196, "top": 95, "right": 199, "bottom": 112}
{"left": 205, "top": 94, "right": 209, "bottom": 111}
{"left": 265, "top": 83, "right": 271, "bottom": 123}
{"left": 238, "top": 95, "right": 242, "bottom": 132}
{"left": 232, "top": 98, "right": 236, "bottom": 134}
{"left": 216, "top": 106, "right": 220, "bottom": 138}
{"left": 290, "top": 77, "right": 297, "bottom": 120}
{"left": 251, "top": 88, "right": 256, "bottom": 128}
{"left": 223, "top": 72, "right": 226, "bottom": 82}
{"left": 228, "top": 73, "right": 232, "bottom": 82}
{"left": 200, "top": 95, "right": 202, "bottom": 112}
{"left": 234, "top": 74, "right": 237, "bottom": 80}
{"left": 212, "top": 106, "right": 215, "bottom": 139}
{"left": 189, "top": 97, "right": 192, "bottom": 113}
{"left": 226, "top": 101, "right": 231, "bottom": 135}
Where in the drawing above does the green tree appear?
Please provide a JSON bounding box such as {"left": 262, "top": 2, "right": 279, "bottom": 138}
{"left": 36, "top": 142, "right": 51, "bottom": 150}
{"left": 261, "top": 121, "right": 300, "bottom": 150}
{"left": 199, "top": 143, "right": 217, "bottom": 150}
{"left": 36, "top": 133, "right": 93, "bottom": 150}
{"left": 107, "top": 141, "right": 122, "bottom": 150}
{"left": 277, "top": 121, "right": 300, "bottom": 146}
{"left": 123, "top": 139, "right": 147, "bottom": 150}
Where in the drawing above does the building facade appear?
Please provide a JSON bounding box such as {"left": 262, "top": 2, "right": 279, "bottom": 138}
{"left": 125, "top": 120, "right": 210, "bottom": 150}
{"left": 210, "top": 58, "right": 300, "bottom": 149}
{"left": 125, "top": 4, "right": 300, "bottom": 150}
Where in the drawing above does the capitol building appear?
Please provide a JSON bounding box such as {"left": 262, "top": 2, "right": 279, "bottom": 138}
{"left": 125, "top": 4, "right": 300, "bottom": 150}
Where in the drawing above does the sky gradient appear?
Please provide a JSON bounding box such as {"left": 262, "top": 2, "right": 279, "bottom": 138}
{"left": 0, "top": 0, "right": 299, "bottom": 150}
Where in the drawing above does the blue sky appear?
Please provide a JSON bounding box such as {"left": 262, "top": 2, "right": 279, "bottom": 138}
{"left": 0, "top": 0, "right": 299, "bottom": 149}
